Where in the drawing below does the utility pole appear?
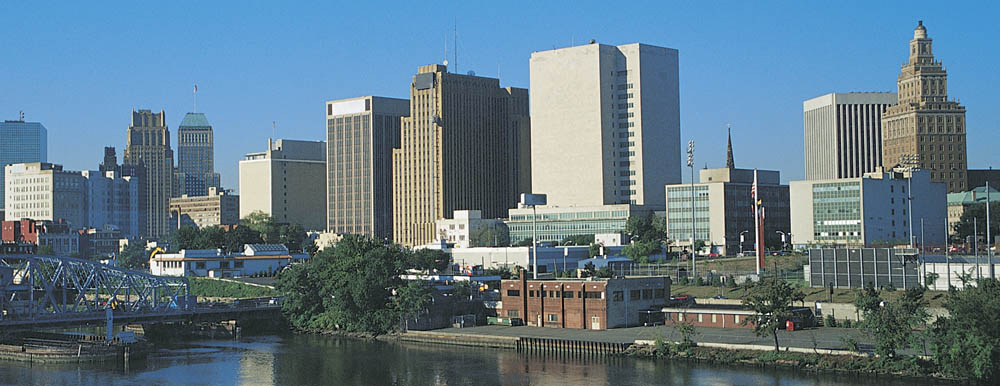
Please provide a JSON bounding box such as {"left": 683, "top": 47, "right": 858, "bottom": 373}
{"left": 987, "top": 177, "right": 993, "bottom": 279}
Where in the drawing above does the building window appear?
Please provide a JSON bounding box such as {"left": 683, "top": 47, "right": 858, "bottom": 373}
{"left": 196, "top": 262, "right": 206, "bottom": 269}
{"left": 612, "top": 291, "right": 624, "bottom": 301}
{"left": 642, "top": 289, "right": 653, "bottom": 299}
{"left": 528, "top": 290, "right": 535, "bottom": 298}
{"left": 234, "top": 261, "right": 244, "bottom": 268}
{"left": 563, "top": 291, "right": 574, "bottom": 298}
{"left": 654, "top": 289, "right": 665, "bottom": 299}
{"left": 506, "top": 290, "right": 520, "bottom": 297}
{"left": 630, "top": 290, "right": 640, "bottom": 300}
{"left": 507, "top": 310, "right": 519, "bottom": 318}
{"left": 548, "top": 314, "right": 559, "bottom": 322}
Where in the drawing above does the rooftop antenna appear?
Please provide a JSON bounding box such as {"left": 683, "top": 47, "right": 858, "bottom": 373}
{"left": 272, "top": 121, "right": 276, "bottom": 140}
{"left": 454, "top": 19, "right": 458, "bottom": 74}
{"left": 193, "top": 84, "right": 198, "bottom": 113}
{"left": 19, "top": 110, "right": 24, "bottom": 121}
{"left": 443, "top": 33, "right": 449, "bottom": 70}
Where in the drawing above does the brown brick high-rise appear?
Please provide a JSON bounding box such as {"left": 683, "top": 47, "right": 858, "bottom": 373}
{"left": 882, "top": 21, "right": 968, "bottom": 193}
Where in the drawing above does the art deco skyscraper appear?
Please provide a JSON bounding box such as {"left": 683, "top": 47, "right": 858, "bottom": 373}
{"left": 392, "top": 64, "right": 530, "bottom": 246}
{"left": 123, "top": 109, "right": 174, "bottom": 239}
{"left": 326, "top": 96, "right": 409, "bottom": 240}
{"left": 175, "top": 112, "right": 221, "bottom": 197}
{"left": 882, "top": 21, "right": 968, "bottom": 193}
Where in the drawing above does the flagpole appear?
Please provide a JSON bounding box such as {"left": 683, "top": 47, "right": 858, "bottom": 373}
{"left": 753, "top": 169, "right": 761, "bottom": 276}
{"left": 193, "top": 84, "right": 198, "bottom": 113}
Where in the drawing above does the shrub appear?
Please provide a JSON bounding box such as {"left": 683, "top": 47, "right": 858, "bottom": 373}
{"left": 825, "top": 314, "right": 838, "bottom": 328}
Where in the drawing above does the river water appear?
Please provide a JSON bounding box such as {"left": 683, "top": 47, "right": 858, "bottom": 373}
{"left": 0, "top": 334, "right": 934, "bottom": 386}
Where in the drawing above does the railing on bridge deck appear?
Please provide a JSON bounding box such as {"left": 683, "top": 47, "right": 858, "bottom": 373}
{"left": 0, "top": 254, "right": 190, "bottom": 323}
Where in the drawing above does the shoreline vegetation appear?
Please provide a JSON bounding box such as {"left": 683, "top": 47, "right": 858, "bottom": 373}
{"left": 622, "top": 342, "right": 954, "bottom": 383}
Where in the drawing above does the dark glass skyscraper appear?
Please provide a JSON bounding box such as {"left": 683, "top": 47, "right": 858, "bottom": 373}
{"left": 175, "top": 112, "right": 221, "bottom": 197}
{"left": 0, "top": 116, "right": 47, "bottom": 211}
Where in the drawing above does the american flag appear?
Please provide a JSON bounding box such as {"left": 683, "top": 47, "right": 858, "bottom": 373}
{"left": 193, "top": 84, "right": 198, "bottom": 94}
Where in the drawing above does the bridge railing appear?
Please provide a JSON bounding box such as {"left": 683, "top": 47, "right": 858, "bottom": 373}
{"left": 0, "top": 254, "right": 190, "bottom": 322}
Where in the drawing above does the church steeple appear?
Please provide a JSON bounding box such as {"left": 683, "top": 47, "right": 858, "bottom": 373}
{"left": 725, "top": 124, "right": 735, "bottom": 169}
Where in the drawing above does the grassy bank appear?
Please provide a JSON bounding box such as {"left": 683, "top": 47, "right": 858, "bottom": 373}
{"left": 625, "top": 343, "right": 950, "bottom": 382}
{"left": 189, "top": 277, "right": 281, "bottom": 299}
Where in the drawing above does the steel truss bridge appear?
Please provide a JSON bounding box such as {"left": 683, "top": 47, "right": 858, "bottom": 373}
{"left": 0, "top": 255, "right": 280, "bottom": 331}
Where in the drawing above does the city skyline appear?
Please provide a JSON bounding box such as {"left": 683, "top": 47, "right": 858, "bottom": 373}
{"left": 1, "top": 2, "right": 998, "bottom": 190}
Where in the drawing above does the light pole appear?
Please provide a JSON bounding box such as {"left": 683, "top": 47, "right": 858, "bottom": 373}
{"left": 520, "top": 193, "right": 547, "bottom": 279}
{"left": 900, "top": 154, "right": 920, "bottom": 249}
{"left": 739, "top": 230, "right": 749, "bottom": 256}
{"left": 687, "top": 140, "right": 696, "bottom": 279}
{"left": 776, "top": 231, "right": 787, "bottom": 252}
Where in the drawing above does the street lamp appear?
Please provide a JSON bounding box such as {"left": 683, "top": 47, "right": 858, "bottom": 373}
{"left": 687, "top": 140, "right": 696, "bottom": 279}
{"left": 739, "top": 230, "right": 749, "bottom": 255}
{"left": 900, "top": 154, "right": 920, "bottom": 249}
{"left": 776, "top": 231, "right": 787, "bottom": 251}
{"left": 520, "top": 193, "right": 547, "bottom": 279}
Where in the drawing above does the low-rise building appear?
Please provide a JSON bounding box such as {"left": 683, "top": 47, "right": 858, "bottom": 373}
{"left": 434, "top": 210, "right": 505, "bottom": 248}
{"left": 78, "top": 226, "right": 123, "bottom": 258}
{"left": 149, "top": 243, "right": 308, "bottom": 278}
{"left": 168, "top": 187, "right": 239, "bottom": 229}
{"left": 791, "top": 168, "right": 946, "bottom": 248}
{"left": 2, "top": 218, "right": 79, "bottom": 255}
{"left": 434, "top": 244, "right": 624, "bottom": 275}
{"left": 946, "top": 186, "right": 999, "bottom": 236}
{"left": 665, "top": 167, "right": 790, "bottom": 255}
{"left": 505, "top": 204, "right": 652, "bottom": 244}
{"left": 499, "top": 276, "right": 671, "bottom": 329}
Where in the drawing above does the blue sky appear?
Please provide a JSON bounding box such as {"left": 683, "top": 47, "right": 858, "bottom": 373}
{"left": 2, "top": 1, "right": 997, "bottom": 189}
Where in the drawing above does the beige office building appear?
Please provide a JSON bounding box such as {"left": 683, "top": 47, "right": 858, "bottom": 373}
{"left": 123, "top": 109, "right": 174, "bottom": 239}
{"left": 325, "top": 96, "right": 409, "bottom": 240}
{"left": 882, "top": 21, "right": 968, "bottom": 193}
{"left": 392, "top": 64, "right": 530, "bottom": 246}
{"left": 529, "top": 42, "right": 680, "bottom": 209}
{"left": 803, "top": 93, "right": 897, "bottom": 180}
{"left": 239, "top": 139, "right": 326, "bottom": 230}
{"left": 4, "top": 163, "right": 88, "bottom": 229}
{"left": 169, "top": 187, "right": 239, "bottom": 229}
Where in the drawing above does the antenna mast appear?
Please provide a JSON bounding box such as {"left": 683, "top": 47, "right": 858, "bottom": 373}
{"left": 454, "top": 20, "right": 458, "bottom": 74}
{"left": 193, "top": 84, "right": 198, "bottom": 113}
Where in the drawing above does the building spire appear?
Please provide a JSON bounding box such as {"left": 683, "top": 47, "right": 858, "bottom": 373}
{"left": 725, "top": 124, "right": 735, "bottom": 169}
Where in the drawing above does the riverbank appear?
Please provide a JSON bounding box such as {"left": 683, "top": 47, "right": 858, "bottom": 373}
{"left": 393, "top": 326, "right": 959, "bottom": 382}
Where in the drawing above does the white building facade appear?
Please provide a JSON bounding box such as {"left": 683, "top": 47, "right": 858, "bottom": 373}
{"left": 434, "top": 210, "right": 505, "bottom": 248}
{"left": 790, "top": 169, "right": 946, "bottom": 248}
{"left": 239, "top": 139, "right": 327, "bottom": 230}
{"left": 529, "top": 42, "right": 680, "bottom": 209}
{"left": 149, "top": 244, "right": 308, "bottom": 278}
{"left": 803, "top": 93, "right": 897, "bottom": 180}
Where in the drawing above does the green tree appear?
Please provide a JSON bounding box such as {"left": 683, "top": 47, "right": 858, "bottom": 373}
{"left": 560, "top": 234, "right": 594, "bottom": 246}
{"left": 36, "top": 244, "right": 55, "bottom": 256}
{"left": 855, "top": 284, "right": 929, "bottom": 359}
{"left": 952, "top": 201, "right": 1000, "bottom": 242}
{"left": 409, "top": 248, "right": 450, "bottom": 272}
{"left": 588, "top": 242, "right": 602, "bottom": 257}
{"left": 625, "top": 213, "right": 667, "bottom": 243}
{"left": 278, "top": 223, "right": 308, "bottom": 252}
{"left": 513, "top": 237, "right": 533, "bottom": 247}
{"left": 452, "top": 281, "right": 472, "bottom": 299}
{"left": 224, "top": 225, "right": 264, "bottom": 252}
{"left": 622, "top": 240, "right": 659, "bottom": 263}
{"left": 741, "top": 277, "right": 805, "bottom": 351}
{"left": 241, "top": 210, "right": 279, "bottom": 242}
{"left": 930, "top": 278, "right": 1000, "bottom": 382}
{"left": 171, "top": 226, "right": 201, "bottom": 251}
{"left": 118, "top": 239, "right": 150, "bottom": 269}
{"left": 195, "top": 226, "right": 227, "bottom": 250}
{"left": 276, "top": 235, "right": 417, "bottom": 335}
{"left": 469, "top": 223, "right": 510, "bottom": 247}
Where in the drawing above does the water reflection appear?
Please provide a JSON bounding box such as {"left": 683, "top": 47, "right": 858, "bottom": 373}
{"left": 0, "top": 334, "right": 936, "bottom": 386}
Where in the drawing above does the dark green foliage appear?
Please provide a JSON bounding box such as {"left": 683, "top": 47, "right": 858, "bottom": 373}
{"left": 710, "top": 275, "right": 722, "bottom": 287}
{"left": 469, "top": 223, "right": 510, "bottom": 247}
{"left": 678, "top": 275, "right": 689, "bottom": 285}
{"left": 276, "top": 235, "right": 435, "bottom": 335}
{"left": 36, "top": 244, "right": 55, "bottom": 256}
{"left": 559, "top": 234, "right": 593, "bottom": 246}
{"left": 694, "top": 276, "right": 705, "bottom": 286}
{"left": 725, "top": 275, "right": 737, "bottom": 288}
{"left": 952, "top": 201, "right": 1000, "bottom": 242}
{"left": 483, "top": 267, "right": 512, "bottom": 279}
{"left": 855, "top": 284, "right": 928, "bottom": 359}
{"left": 452, "top": 281, "right": 472, "bottom": 299}
{"left": 241, "top": 210, "right": 280, "bottom": 242}
{"left": 118, "top": 239, "right": 150, "bottom": 269}
{"left": 409, "top": 248, "right": 449, "bottom": 272}
{"left": 625, "top": 213, "right": 667, "bottom": 243}
{"left": 512, "top": 237, "right": 533, "bottom": 247}
{"left": 824, "top": 314, "right": 838, "bottom": 328}
{"left": 622, "top": 240, "right": 659, "bottom": 263}
{"left": 588, "top": 242, "right": 602, "bottom": 257}
{"left": 741, "top": 277, "right": 805, "bottom": 351}
{"left": 166, "top": 212, "right": 305, "bottom": 253}
{"left": 930, "top": 278, "right": 1000, "bottom": 382}
{"left": 224, "top": 226, "right": 264, "bottom": 252}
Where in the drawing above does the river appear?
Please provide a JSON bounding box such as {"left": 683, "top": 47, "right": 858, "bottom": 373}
{"left": 0, "top": 334, "right": 935, "bottom": 386}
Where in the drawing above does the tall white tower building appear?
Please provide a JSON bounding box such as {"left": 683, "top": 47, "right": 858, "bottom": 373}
{"left": 529, "top": 42, "right": 680, "bottom": 209}
{"left": 803, "top": 92, "right": 897, "bottom": 180}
